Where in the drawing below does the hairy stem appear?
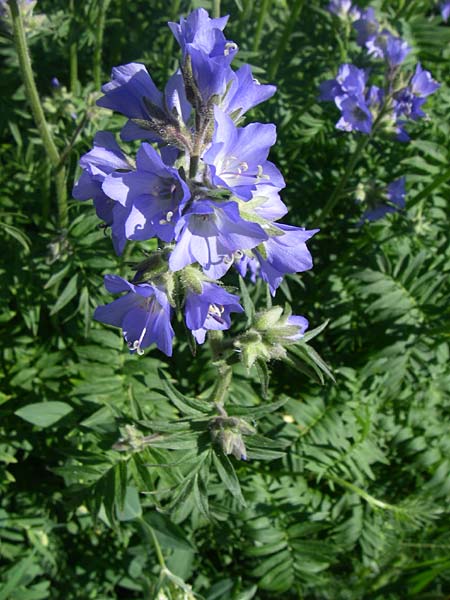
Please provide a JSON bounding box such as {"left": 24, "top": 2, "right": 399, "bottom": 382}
{"left": 8, "top": 0, "right": 68, "bottom": 229}
{"left": 93, "top": 0, "right": 110, "bottom": 90}
{"left": 209, "top": 361, "right": 233, "bottom": 406}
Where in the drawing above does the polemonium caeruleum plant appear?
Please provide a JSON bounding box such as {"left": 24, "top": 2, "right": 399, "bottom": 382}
{"left": 72, "top": 8, "right": 324, "bottom": 463}
{"left": 321, "top": 1, "right": 440, "bottom": 220}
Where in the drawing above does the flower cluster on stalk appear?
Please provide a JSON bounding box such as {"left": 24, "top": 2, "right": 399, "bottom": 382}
{"left": 322, "top": 1, "right": 440, "bottom": 141}
{"left": 73, "top": 8, "right": 317, "bottom": 357}
{"left": 322, "top": 1, "right": 441, "bottom": 222}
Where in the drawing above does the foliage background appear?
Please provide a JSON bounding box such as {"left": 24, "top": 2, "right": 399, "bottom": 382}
{"left": 1, "top": 0, "right": 450, "bottom": 598}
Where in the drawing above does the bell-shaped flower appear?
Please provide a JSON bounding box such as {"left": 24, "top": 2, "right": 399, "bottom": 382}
{"left": 169, "top": 200, "right": 268, "bottom": 279}
{"left": 184, "top": 281, "right": 243, "bottom": 344}
{"left": 202, "top": 107, "right": 284, "bottom": 200}
{"left": 220, "top": 64, "right": 276, "bottom": 121}
{"left": 336, "top": 95, "right": 373, "bottom": 134}
{"left": 94, "top": 275, "right": 174, "bottom": 356}
{"left": 72, "top": 131, "right": 131, "bottom": 224}
{"left": 97, "top": 63, "right": 190, "bottom": 142}
{"left": 411, "top": 63, "right": 440, "bottom": 98}
{"left": 253, "top": 224, "right": 319, "bottom": 295}
{"left": 319, "top": 63, "right": 367, "bottom": 104}
{"left": 169, "top": 8, "right": 237, "bottom": 102}
{"left": 102, "top": 143, "right": 191, "bottom": 245}
{"left": 72, "top": 132, "right": 133, "bottom": 254}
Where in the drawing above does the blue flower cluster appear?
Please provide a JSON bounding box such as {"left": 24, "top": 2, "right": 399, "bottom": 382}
{"left": 322, "top": 1, "right": 440, "bottom": 141}
{"left": 73, "top": 9, "right": 317, "bottom": 357}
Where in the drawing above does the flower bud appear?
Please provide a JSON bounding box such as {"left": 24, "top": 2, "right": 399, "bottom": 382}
{"left": 210, "top": 414, "right": 255, "bottom": 461}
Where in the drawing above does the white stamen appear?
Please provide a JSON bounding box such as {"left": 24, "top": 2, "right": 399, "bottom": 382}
{"left": 239, "top": 162, "right": 249, "bottom": 172}
{"left": 234, "top": 249, "right": 244, "bottom": 259}
{"left": 209, "top": 303, "right": 225, "bottom": 317}
{"left": 257, "top": 164, "right": 264, "bottom": 178}
{"left": 224, "top": 42, "right": 238, "bottom": 56}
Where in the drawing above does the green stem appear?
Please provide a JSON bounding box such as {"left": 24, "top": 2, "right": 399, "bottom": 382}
{"left": 320, "top": 134, "right": 370, "bottom": 221}
{"left": 212, "top": 0, "right": 221, "bottom": 19}
{"left": 327, "top": 474, "right": 409, "bottom": 515}
{"left": 253, "top": 0, "right": 271, "bottom": 53}
{"left": 69, "top": 0, "right": 78, "bottom": 95}
{"left": 93, "top": 0, "right": 110, "bottom": 91}
{"left": 319, "top": 104, "right": 390, "bottom": 221}
{"left": 137, "top": 517, "right": 166, "bottom": 570}
{"left": 267, "top": 0, "right": 304, "bottom": 80}
{"left": 8, "top": 0, "right": 68, "bottom": 229}
{"left": 209, "top": 362, "right": 233, "bottom": 405}
{"left": 56, "top": 111, "right": 88, "bottom": 171}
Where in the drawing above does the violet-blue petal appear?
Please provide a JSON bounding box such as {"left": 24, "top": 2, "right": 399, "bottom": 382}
{"left": 411, "top": 64, "right": 440, "bottom": 98}
{"left": 222, "top": 64, "right": 276, "bottom": 119}
{"left": 286, "top": 315, "right": 309, "bottom": 340}
{"left": 255, "top": 225, "right": 319, "bottom": 295}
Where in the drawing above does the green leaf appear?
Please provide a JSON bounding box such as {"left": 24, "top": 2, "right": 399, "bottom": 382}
{"left": 212, "top": 450, "right": 246, "bottom": 505}
{"left": 15, "top": 402, "right": 73, "bottom": 427}
{"left": 49, "top": 273, "right": 79, "bottom": 315}
{"left": 145, "top": 512, "right": 194, "bottom": 551}
{"left": 116, "top": 486, "right": 142, "bottom": 521}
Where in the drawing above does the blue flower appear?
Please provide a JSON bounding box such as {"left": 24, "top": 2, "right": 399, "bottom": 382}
{"left": 102, "top": 143, "right": 190, "bottom": 245}
{"left": 203, "top": 107, "right": 284, "bottom": 200}
{"left": 441, "top": 1, "right": 450, "bottom": 21}
{"left": 169, "top": 200, "right": 268, "bottom": 279}
{"left": 72, "top": 132, "right": 133, "bottom": 254}
{"left": 97, "top": 63, "right": 190, "bottom": 143}
{"left": 220, "top": 64, "right": 276, "bottom": 121}
{"left": 94, "top": 275, "right": 174, "bottom": 356}
{"left": 411, "top": 63, "right": 440, "bottom": 97}
{"left": 286, "top": 315, "right": 309, "bottom": 340}
{"left": 319, "top": 64, "right": 367, "bottom": 104}
{"left": 353, "top": 8, "right": 379, "bottom": 47}
{"left": 360, "top": 177, "right": 406, "bottom": 222}
{"left": 184, "top": 282, "right": 243, "bottom": 344}
{"left": 336, "top": 95, "right": 373, "bottom": 133}
{"left": 237, "top": 225, "right": 318, "bottom": 295}
{"left": 384, "top": 35, "right": 411, "bottom": 67}
{"left": 169, "top": 8, "right": 237, "bottom": 102}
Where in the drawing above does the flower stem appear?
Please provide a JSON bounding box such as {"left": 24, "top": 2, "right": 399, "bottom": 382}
{"left": 93, "top": 0, "right": 110, "bottom": 91}
{"left": 137, "top": 517, "right": 166, "bottom": 570}
{"left": 212, "top": 0, "right": 221, "bottom": 19}
{"left": 320, "top": 133, "right": 370, "bottom": 221}
{"left": 267, "top": 0, "right": 304, "bottom": 80}
{"left": 209, "top": 361, "right": 233, "bottom": 405}
{"left": 69, "top": 0, "right": 78, "bottom": 95}
{"left": 8, "top": 0, "right": 68, "bottom": 229}
{"left": 318, "top": 105, "right": 388, "bottom": 221}
{"left": 253, "top": 0, "right": 271, "bottom": 53}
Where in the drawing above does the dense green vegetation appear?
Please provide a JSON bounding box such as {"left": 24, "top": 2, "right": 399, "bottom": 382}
{"left": 1, "top": 0, "right": 449, "bottom": 598}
